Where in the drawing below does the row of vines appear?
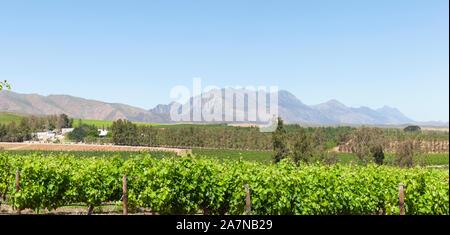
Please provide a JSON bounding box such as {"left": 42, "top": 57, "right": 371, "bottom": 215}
{"left": 0, "top": 152, "right": 448, "bottom": 215}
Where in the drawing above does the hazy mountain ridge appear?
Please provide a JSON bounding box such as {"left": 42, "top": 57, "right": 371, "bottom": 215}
{"left": 0, "top": 90, "right": 168, "bottom": 123}
{"left": 151, "top": 88, "right": 422, "bottom": 125}
{"left": 1, "top": 89, "right": 447, "bottom": 126}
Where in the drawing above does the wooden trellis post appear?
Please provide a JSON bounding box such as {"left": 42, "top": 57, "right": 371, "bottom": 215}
{"left": 245, "top": 184, "right": 251, "bottom": 215}
{"left": 15, "top": 170, "right": 20, "bottom": 214}
{"left": 399, "top": 183, "right": 405, "bottom": 215}
{"left": 87, "top": 205, "right": 94, "bottom": 215}
{"left": 123, "top": 175, "right": 128, "bottom": 215}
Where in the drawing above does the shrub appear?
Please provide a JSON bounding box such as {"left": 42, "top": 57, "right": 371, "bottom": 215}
{"left": 67, "top": 127, "right": 87, "bottom": 142}
{"left": 395, "top": 139, "right": 416, "bottom": 168}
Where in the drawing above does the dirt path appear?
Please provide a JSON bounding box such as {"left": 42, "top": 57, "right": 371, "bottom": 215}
{"left": 4, "top": 143, "right": 30, "bottom": 150}
{"left": 425, "top": 165, "right": 449, "bottom": 169}
{"left": 0, "top": 142, "right": 192, "bottom": 157}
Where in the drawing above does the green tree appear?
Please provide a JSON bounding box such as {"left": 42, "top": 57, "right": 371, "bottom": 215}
{"left": 111, "top": 119, "right": 137, "bottom": 146}
{"left": 86, "top": 129, "right": 99, "bottom": 138}
{"left": 350, "top": 127, "right": 387, "bottom": 165}
{"left": 311, "top": 127, "right": 327, "bottom": 152}
{"left": 56, "top": 114, "right": 71, "bottom": 129}
{"left": 67, "top": 127, "right": 87, "bottom": 142}
{"left": 291, "top": 128, "right": 312, "bottom": 163}
{"left": 272, "top": 117, "right": 289, "bottom": 163}
{"left": 395, "top": 136, "right": 424, "bottom": 168}
{"left": 371, "top": 145, "right": 385, "bottom": 165}
{"left": 68, "top": 118, "right": 74, "bottom": 128}
{"left": 404, "top": 125, "right": 421, "bottom": 133}
{"left": 17, "top": 119, "right": 31, "bottom": 142}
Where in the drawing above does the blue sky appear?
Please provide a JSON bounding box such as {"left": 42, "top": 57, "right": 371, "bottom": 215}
{"left": 0, "top": 0, "right": 448, "bottom": 122}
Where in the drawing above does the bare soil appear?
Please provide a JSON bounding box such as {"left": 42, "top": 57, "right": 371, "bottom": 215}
{"left": 0, "top": 142, "right": 191, "bottom": 156}
{"left": 0, "top": 202, "right": 159, "bottom": 215}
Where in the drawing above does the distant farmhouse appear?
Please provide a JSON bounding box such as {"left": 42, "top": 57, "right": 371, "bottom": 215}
{"left": 62, "top": 128, "right": 75, "bottom": 135}
{"left": 34, "top": 128, "right": 74, "bottom": 141}
{"left": 98, "top": 129, "right": 109, "bottom": 137}
{"left": 32, "top": 128, "right": 108, "bottom": 142}
{"left": 35, "top": 131, "right": 57, "bottom": 141}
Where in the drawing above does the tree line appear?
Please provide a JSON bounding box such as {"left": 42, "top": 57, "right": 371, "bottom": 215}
{"left": 1, "top": 114, "right": 448, "bottom": 167}
{"left": 110, "top": 119, "right": 273, "bottom": 150}
{"left": 0, "top": 114, "right": 72, "bottom": 142}
{"left": 272, "top": 117, "right": 432, "bottom": 167}
{"left": 272, "top": 117, "right": 340, "bottom": 165}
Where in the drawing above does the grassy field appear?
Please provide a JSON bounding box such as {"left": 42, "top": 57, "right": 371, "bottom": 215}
{"left": 72, "top": 119, "right": 116, "bottom": 128}
{"left": 73, "top": 118, "right": 240, "bottom": 130}
{"left": 192, "top": 148, "right": 273, "bottom": 164}
{"left": 193, "top": 148, "right": 449, "bottom": 166}
{"left": 0, "top": 112, "right": 23, "bottom": 125}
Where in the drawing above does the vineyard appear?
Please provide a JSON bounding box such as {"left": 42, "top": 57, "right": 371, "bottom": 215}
{"left": 0, "top": 152, "right": 448, "bottom": 215}
{"left": 2, "top": 149, "right": 448, "bottom": 166}
{"left": 192, "top": 149, "right": 273, "bottom": 164}
{"left": 335, "top": 153, "right": 449, "bottom": 167}
{"left": 192, "top": 149, "right": 449, "bottom": 166}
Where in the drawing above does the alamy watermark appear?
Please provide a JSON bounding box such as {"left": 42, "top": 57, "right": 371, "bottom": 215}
{"left": 169, "top": 78, "right": 279, "bottom": 132}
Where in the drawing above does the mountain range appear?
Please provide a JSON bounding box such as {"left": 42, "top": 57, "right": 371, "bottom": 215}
{"left": 0, "top": 90, "right": 168, "bottom": 123}
{"left": 149, "top": 89, "right": 417, "bottom": 125}
{"left": 1, "top": 90, "right": 448, "bottom": 126}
